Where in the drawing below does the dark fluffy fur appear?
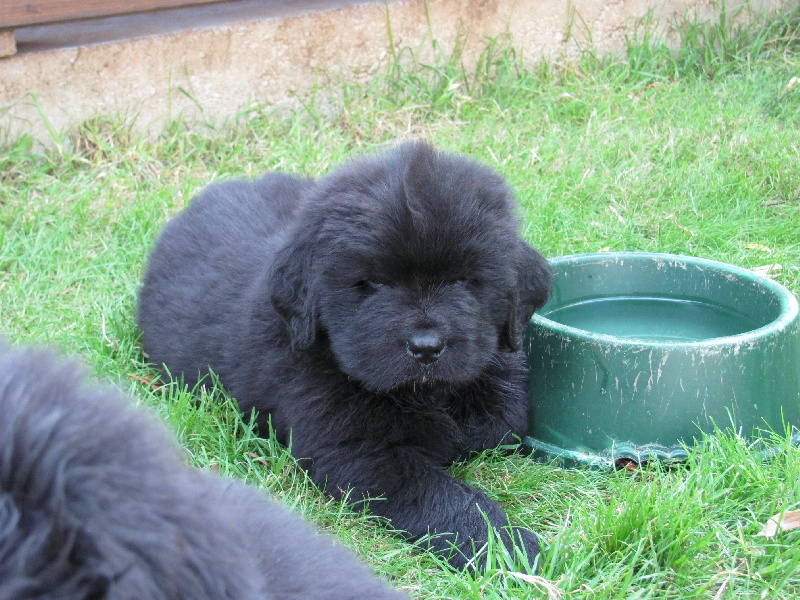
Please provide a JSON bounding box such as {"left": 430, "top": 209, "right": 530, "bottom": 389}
{"left": 138, "top": 141, "right": 553, "bottom": 569}
{"left": 0, "top": 343, "right": 405, "bottom": 600}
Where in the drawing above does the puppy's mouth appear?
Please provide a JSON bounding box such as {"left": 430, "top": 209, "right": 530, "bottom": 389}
{"left": 387, "top": 361, "right": 464, "bottom": 394}
{"left": 387, "top": 376, "right": 453, "bottom": 407}
{"left": 404, "top": 371, "right": 443, "bottom": 389}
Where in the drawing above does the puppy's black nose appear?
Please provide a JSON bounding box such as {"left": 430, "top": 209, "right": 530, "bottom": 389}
{"left": 407, "top": 334, "right": 446, "bottom": 365}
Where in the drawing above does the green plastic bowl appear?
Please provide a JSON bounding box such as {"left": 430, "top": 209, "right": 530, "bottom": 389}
{"left": 523, "top": 252, "right": 800, "bottom": 468}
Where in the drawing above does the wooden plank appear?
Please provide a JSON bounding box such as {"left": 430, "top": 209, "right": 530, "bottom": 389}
{"left": 0, "top": 30, "right": 17, "bottom": 57}
{"left": 1, "top": 0, "right": 226, "bottom": 29}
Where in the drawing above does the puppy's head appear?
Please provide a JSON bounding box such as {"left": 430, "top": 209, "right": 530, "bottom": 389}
{"left": 270, "top": 142, "right": 552, "bottom": 392}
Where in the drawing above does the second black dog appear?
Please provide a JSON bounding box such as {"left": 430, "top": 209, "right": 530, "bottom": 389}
{"left": 0, "top": 343, "right": 406, "bottom": 599}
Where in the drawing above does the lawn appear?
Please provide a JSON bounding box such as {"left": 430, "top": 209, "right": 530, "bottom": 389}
{"left": 2, "top": 5, "right": 800, "bottom": 599}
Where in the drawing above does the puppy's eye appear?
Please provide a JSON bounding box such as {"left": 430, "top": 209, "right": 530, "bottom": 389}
{"left": 353, "top": 279, "right": 385, "bottom": 293}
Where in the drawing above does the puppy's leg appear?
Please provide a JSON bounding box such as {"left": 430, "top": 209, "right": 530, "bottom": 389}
{"left": 306, "top": 447, "right": 541, "bottom": 571}
{"left": 452, "top": 355, "right": 531, "bottom": 456}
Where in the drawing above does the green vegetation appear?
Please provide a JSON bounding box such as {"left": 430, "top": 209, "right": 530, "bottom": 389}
{"left": 2, "top": 4, "right": 799, "bottom": 598}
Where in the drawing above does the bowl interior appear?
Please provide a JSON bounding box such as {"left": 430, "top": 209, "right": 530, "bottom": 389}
{"left": 538, "top": 254, "right": 783, "bottom": 343}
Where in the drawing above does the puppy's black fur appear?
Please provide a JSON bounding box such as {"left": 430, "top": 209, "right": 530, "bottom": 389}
{"left": 138, "top": 142, "right": 553, "bottom": 569}
{"left": 0, "top": 343, "right": 405, "bottom": 600}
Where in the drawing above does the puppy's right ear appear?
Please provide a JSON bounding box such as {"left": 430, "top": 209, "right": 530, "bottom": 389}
{"left": 501, "top": 241, "right": 553, "bottom": 351}
{"left": 268, "top": 233, "right": 318, "bottom": 351}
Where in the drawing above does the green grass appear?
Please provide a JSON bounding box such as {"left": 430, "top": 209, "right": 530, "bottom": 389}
{"left": 2, "top": 4, "right": 800, "bottom": 598}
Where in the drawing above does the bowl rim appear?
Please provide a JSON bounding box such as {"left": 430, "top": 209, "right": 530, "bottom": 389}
{"left": 531, "top": 251, "right": 800, "bottom": 349}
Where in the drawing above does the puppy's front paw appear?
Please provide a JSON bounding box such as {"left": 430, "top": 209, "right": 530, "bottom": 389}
{"left": 434, "top": 523, "right": 542, "bottom": 573}
{"left": 507, "top": 526, "right": 542, "bottom": 572}
{"left": 424, "top": 492, "right": 543, "bottom": 573}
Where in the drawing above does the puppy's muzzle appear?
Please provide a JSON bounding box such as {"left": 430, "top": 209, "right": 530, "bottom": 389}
{"left": 406, "top": 333, "right": 446, "bottom": 365}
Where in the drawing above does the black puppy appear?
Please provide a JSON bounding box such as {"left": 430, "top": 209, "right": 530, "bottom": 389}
{"left": 139, "top": 141, "right": 552, "bottom": 569}
{"left": 0, "top": 343, "right": 406, "bottom": 599}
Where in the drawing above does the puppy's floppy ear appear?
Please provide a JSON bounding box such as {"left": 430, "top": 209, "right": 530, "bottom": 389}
{"left": 501, "top": 241, "right": 553, "bottom": 351}
{"left": 268, "top": 231, "right": 318, "bottom": 351}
